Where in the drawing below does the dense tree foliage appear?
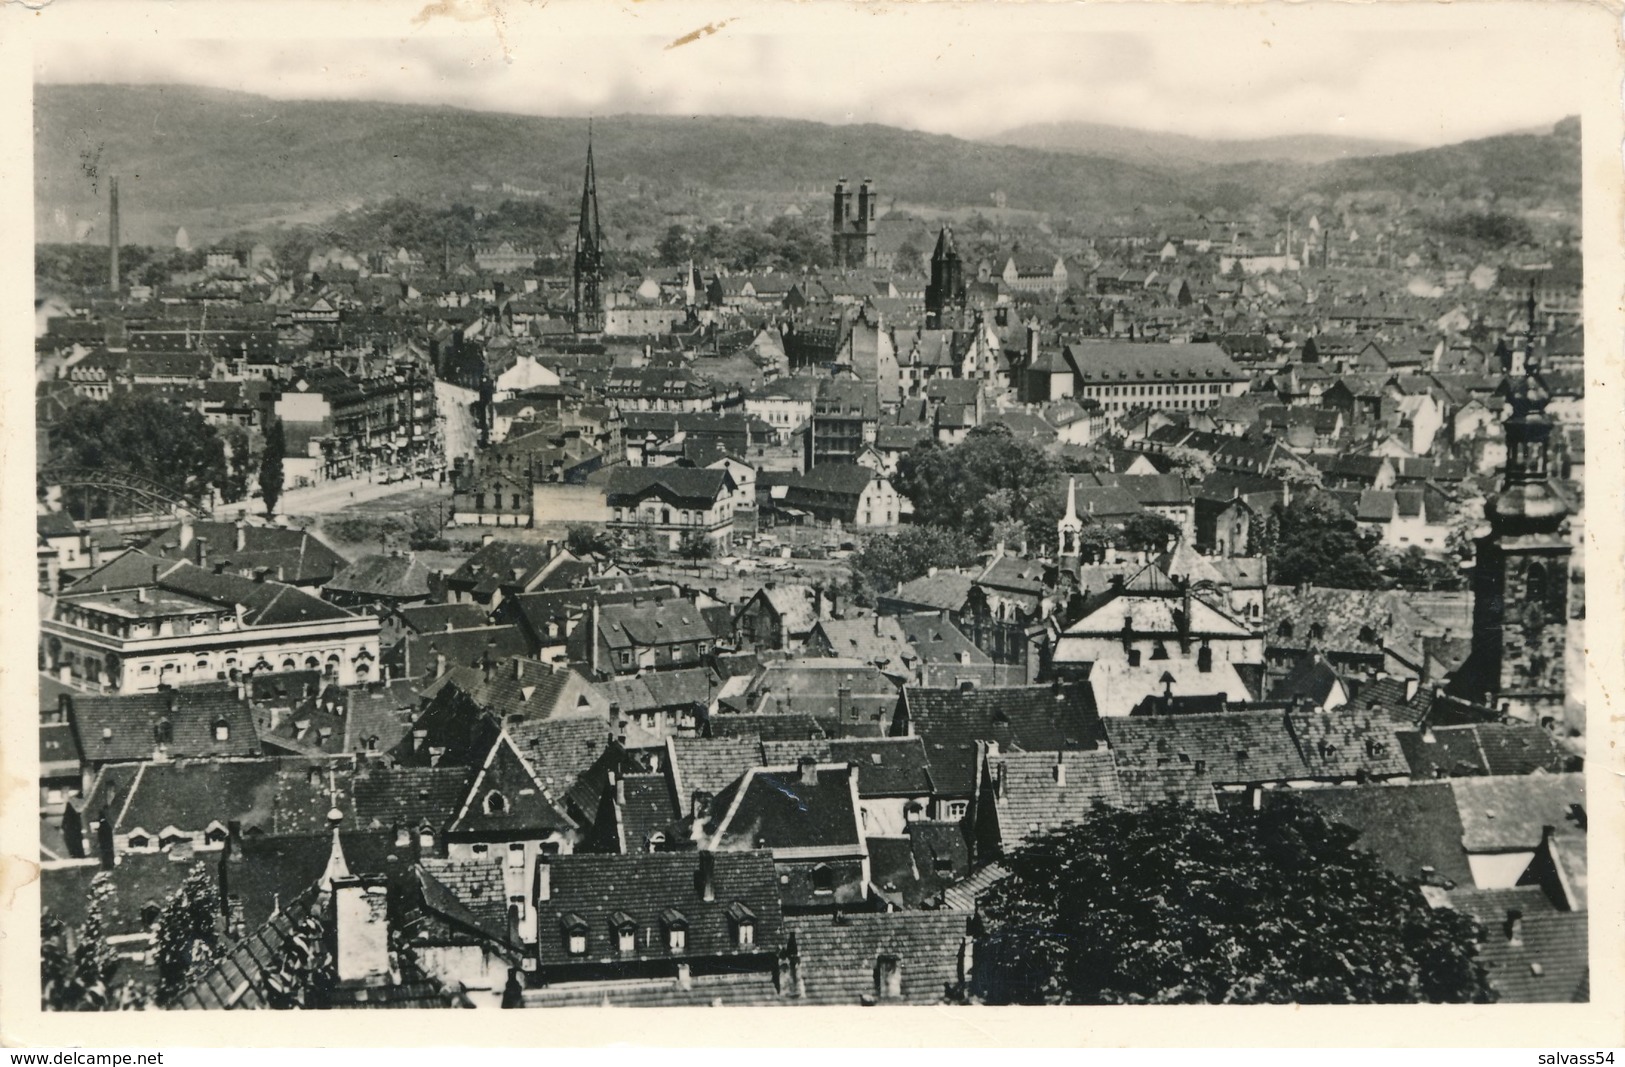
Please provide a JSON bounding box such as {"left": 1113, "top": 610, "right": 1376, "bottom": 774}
{"left": 655, "top": 214, "right": 832, "bottom": 272}
{"left": 566, "top": 524, "right": 619, "bottom": 558}
{"left": 259, "top": 418, "right": 286, "bottom": 518}
{"left": 896, "top": 425, "right": 1064, "bottom": 548}
{"left": 36, "top": 244, "right": 205, "bottom": 292}
{"left": 974, "top": 802, "right": 1494, "bottom": 1005}
{"left": 1263, "top": 489, "right": 1385, "bottom": 589}
{"left": 153, "top": 865, "right": 222, "bottom": 1007}
{"left": 851, "top": 526, "right": 982, "bottom": 603}
{"left": 48, "top": 394, "right": 228, "bottom": 505}
{"left": 40, "top": 873, "right": 149, "bottom": 1010}
{"left": 1427, "top": 210, "right": 1535, "bottom": 251}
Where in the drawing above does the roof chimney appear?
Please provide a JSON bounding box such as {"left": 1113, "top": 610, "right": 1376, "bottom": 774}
{"left": 798, "top": 756, "right": 818, "bottom": 787}
{"left": 235, "top": 521, "right": 247, "bottom": 552}
{"left": 697, "top": 850, "right": 716, "bottom": 902}
{"left": 535, "top": 852, "right": 552, "bottom": 901}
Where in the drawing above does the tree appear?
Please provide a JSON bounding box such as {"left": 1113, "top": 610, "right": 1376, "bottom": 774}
{"left": 1118, "top": 512, "right": 1182, "bottom": 554}
{"left": 851, "top": 526, "right": 981, "bottom": 604}
{"left": 259, "top": 418, "right": 286, "bottom": 519}
{"left": 566, "top": 524, "right": 618, "bottom": 558}
{"left": 40, "top": 872, "right": 149, "bottom": 1010}
{"left": 676, "top": 531, "right": 716, "bottom": 561}
{"left": 1269, "top": 490, "right": 1386, "bottom": 589}
{"left": 48, "top": 394, "right": 229, "bottom": 507}
{"left": 153, "top": 864, "right": 222, "bottom": 1007}
{"left": 1163, "top": 445, "right": 1215, "bottom": 481}
{"left": 973, "top": 802, "right": 1494, "bottom": 1005}
{"left": 895, "top": 425, "right": 1061, "bottom": 547}
{"left": 219, "top": 425, "right": 253, "bottom": 505}
{"left": 1380, "top": 546, "right": 1465, "bottom": 592}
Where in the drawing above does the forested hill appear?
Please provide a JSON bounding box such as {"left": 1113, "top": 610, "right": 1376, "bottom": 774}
{"left": 36, "top": 84, "right": 1580, "bottom": 244}
{"left": 36, "top": 84, "right": 1182, "bottom": 238}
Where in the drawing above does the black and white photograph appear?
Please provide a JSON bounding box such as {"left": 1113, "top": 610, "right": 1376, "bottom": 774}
{"left": 4, "top": 0, "right": 1621, "bottom": 1044}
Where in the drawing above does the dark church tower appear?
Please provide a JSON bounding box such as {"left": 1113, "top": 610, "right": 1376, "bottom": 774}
{"left": 573, "top": 127, "right": 606, "bottom": 335}
{"left": 925, "top": 226, "right": 965, "bottom": 329}
{"left": 831, "top": 176, "right": 878, "bottom": 269}
{"left": 1453, "top": 292, "right": 1571, "bottom": 725}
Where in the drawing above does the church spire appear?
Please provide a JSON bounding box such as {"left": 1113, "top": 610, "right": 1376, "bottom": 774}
{"left": 573, "top": 122, "right": 606, "bottom": 334}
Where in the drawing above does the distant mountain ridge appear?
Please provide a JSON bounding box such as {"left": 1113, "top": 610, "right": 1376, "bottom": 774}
{"left": 984, "top": 120, "right": 1418, "bottom": 167}
{"left": 34, "top": 84, "right": 1581, "bottom": 245}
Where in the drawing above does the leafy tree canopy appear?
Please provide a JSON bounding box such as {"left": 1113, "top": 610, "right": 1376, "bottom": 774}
{"left": 851, "top": 525, "right": 982, "bottom": 603}
{"left": 1266, "top": 489, "right": 1385, "bottom": 589}
{"left": 48, "top": 393, "right": 228, "bottom": 505}
{"left": 895, "top": 424, "right": 1063, "bottom": 548}
{"left": 974, "top": 801, "right": 1494, "bottom": 1005}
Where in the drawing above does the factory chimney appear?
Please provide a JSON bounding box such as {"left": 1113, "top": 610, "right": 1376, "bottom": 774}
{"left": 109, "top": 175, "right": 121, "bottom": 293}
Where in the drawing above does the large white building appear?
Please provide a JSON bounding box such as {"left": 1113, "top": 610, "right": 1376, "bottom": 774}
{"left": 42, "top": 551, "right": 381, "bottom": 694}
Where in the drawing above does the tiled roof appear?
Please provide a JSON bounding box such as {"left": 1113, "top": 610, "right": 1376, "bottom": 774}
{"left": 615, "top": 773, "right": 682, "bottom": 852}
{"left": 667, "top": 737, "right": 763, "bottom": 813}
{"left": 351, "top": 765, "right": 472, "bottom": 833}
{"left": 399, "top": 625, "right": 531, "bottom": 681}
{"left": 1063, "top": 341, "right": 1245, "bottom": 385}
{"left": 706, "top": 713, "right": 824, "bottom": 742}
{"left": 883, "top": 571, "right": 974, "bottom": 612}
{"left": 417, "top": 858, "right": 510, "bottom": 942}
{"left": 446, "top": 540, "right": 559, "bottom": 597}
{"left": 605, "top": 466, "right": 730, "bottom": 507}
{"left": 1472, "top": 911, "right": 1588, "bottom": 1003}
{"left": 69, "top": 684, "right": 260, "bottom": 763}
{"left": 448, "top": 731, "right": 577, "bottom": 835}
{"left": 988, "top": 749, "right": 1122, "bottom": 849}
{"left": 1113, "top": 765, "right": 1219, "bottom": 810}
{"left": 598, "top": 598, "right": 714, "bottom": 649}
{"left": 894, "top": 612, "right": 990, "bottom": 665}
{"left": 749, "top": 584, "right": 823, "bottom": 637}
{"left": 396, "top": 603, "right": 492, "bottom": 634}
{"left": 784, "top": 912, "right": 970, "bottom": 1005}
{"left": 140, "top": 521, "right": 348, "bottom": 586}
{"left": 1263, "top": 781, "right": 1473, "bottom": 886}
{"left": 505, "top": 717, "right": 619, "bottom": 808}
{"left": 940, "top": 862, "right": 1011, "bottom": 911}
{"left": 530, "top": 850, "right": 783, "bottom": 967}
{"left": 706, "top": 763, "right": 863, "bottom": 853}
{"left": 1103, "top": 708, "right": 1407, "bottom": 788}
{"left": 1451, "top": 773, "right": 1587, "bottom": 852}
{"left": 811, "top": 616, "right": 914, "bottom": 673}
{"left": 322, "top": 553, "right": 433, "bottom": 600}
{"left": 901, "top": 684, "right": 1104, "bottom": 797}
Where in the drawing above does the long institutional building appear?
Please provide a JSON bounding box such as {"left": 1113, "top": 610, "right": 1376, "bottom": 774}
{"left": 1063, "top": 341, "right": 1250, "bottom": 415}
{"left": 41, "top": 551, "right": 381, "bottom": 694}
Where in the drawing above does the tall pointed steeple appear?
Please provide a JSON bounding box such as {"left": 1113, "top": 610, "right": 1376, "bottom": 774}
{"left": 573, "top": 121, "right": 606, "bottom": 334}
{"left": 926, "top": 225, "right": 964, "bottom": 329}
{"left": 1057, "top": 476, "right": 1084, "bottom": 560}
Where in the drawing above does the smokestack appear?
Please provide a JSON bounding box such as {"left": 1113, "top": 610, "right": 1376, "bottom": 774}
{"left": 697, "top": 851, "right": 716, "bottom": 902}
{"left": 109, "top": 175, "right": 120, "bottom": 292}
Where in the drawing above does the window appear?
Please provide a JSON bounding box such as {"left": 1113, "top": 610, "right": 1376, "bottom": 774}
{"left": 811, "top": 864, "right": 835, "bottom": 894}
{"left": 1151, "top": 642, "right": 1169, "bottom": 661}
{"left": 507, "top": 842, "right": 526, "bottom": 867}
{"left": 1127, "top": 649, "right": 1142, "bottom": 667}
{"left": 213, "top": 718, "right": 231, "bottom": 742}
{"left": 484, "top": 790, "right": 508, "bottom": 815}
{"left": 154, "top": 718, "right": 173, "bottom": 745}
{"left": 945, "top": 800, "right": 968, "bottom": 820}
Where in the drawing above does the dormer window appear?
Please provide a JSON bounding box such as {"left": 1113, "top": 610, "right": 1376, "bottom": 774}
{"left": 610, "top": 911, "right": 637, "bottom": 955}
{"left": 727, "top": 901, "right": 757, "bottom": 947}
{"left": 662, "top": 907, "right": 688, "bottom": 952}
{"left": 562, "top": 914, "right": 589, "bottom": 956}
{"left": 213, "top": 718, "right": 231, "bottom": 742}
{"left": 154, "top": 718, "right": 173, "bottom": 745}
{"left": 484, "top": 790, "right": 508, "bottom": 815}
{"left": 419, "top": 827, "right": 435, "bottom": 848}
{"left": 395, "top": 826, "right": 411, "bottom": 847}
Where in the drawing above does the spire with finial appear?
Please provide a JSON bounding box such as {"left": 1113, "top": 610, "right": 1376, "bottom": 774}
{"left": 573, "top": 120, "right": 606, "bottom": 334}
{"left": 1489, "top": 282, "right": 1564, "bottom": 532}
{"left": 1057, "top": 476, "right": 1084, "bottom": 559}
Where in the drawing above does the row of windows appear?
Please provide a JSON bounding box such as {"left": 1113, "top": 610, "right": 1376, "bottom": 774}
{"left": 551, "top": 913, "right": 755, "bottom": 956}
{"left": 1084, "top": 382, "right": 1226, "bottom": 398}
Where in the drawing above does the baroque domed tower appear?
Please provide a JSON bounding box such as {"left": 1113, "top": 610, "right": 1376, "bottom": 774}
{"left": 1453, "top": 292, "right": 1572, "bottom": 724}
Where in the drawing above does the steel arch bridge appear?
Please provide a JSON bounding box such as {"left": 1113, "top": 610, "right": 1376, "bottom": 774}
{"left": 39, "top": 466, "right": 207, "bottom": 528}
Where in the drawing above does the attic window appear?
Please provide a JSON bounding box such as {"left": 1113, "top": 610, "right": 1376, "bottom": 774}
{"left": 154, "top": 718, "right": 173, "bottom": 745}
{"left": 213, "top": 718, "right": 231, "bottom": 742}
{"left": 484, "top": 790, "right": 509, "bottom": 815}
{"left": 811, "top": 864, "right": 835, "bottom": 895}
{"left": 727, "top": 901, "right": 757, "bottom": 947}
{"left": 1278, "top": 621, "right": 1294, "bottom": 639}
{"left": 610, "top": 911, "right": 638, "bottom": 954}
{"left": 562, "top": 914, "right": 589, "bottom": 956}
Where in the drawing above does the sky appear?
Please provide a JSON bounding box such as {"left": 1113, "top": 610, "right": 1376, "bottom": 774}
{"left": 30, "top": 1, "right": 1588, "bottom": 147}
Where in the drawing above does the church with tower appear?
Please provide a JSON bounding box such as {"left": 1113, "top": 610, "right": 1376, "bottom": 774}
{"left": 925, "top": 225, "right": 966, "bottom": 330}
{"left": 1450, "top": 295, "right": 1573, "bottom": 726}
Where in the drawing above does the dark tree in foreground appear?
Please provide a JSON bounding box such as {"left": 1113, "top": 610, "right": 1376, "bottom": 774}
{"left": 40, "top": 873, "right": 149, "bottom": 1010}
{"left": 973, "top": 802, "right": 1494, "bottom": 1005}
{"left": 153, "top": 865, "right": 222, "bottom": 1007}
{"left": 260, "top": 418, "right": 286, "bottom": 519}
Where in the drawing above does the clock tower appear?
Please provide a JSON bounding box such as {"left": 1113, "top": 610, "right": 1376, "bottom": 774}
{"left": 1452, "top": 294, "right": 1572, "bottom": 725}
